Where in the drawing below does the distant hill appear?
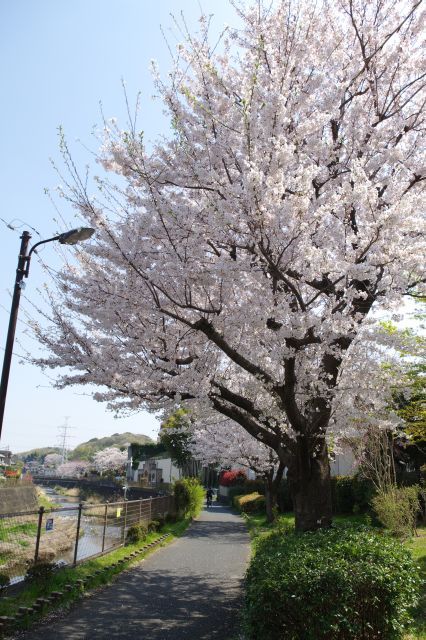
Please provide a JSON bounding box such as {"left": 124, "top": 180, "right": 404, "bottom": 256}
{"left": 17, "top": 433, "right": 153, "bottom": 462}
{"left": 15, "top": 447, "right": 61, "bottom": 462}
{"left": 68, "top": 432, "right": 153, "bottom": 461}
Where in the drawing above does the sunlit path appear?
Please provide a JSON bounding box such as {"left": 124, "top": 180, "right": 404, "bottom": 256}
{"left": 19, "top": 505, "right": 250, "bottom": 640}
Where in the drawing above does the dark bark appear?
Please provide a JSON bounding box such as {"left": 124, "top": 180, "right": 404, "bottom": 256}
{"left": 287, "top": 436, "right": 332, "bottom": 531}
{"left": 264, "top": 462, "right": 285, "bottom": 523}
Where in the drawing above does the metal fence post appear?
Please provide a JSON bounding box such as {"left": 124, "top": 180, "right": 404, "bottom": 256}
{"left": 149, "top": 496, "right": 152, "bottom": 521}
{"left": 73, "top": 503, "right": 83, "bottom": 565}
{"left": 34, "top": 506, "right": 44, "bottom": 563}
{"left": 122, "top": 501, "right": 128, "bottom": 543}
{"left": 101, "top": 503, "right": 108, "bottom": 552}
{"left": 139, "top": 499, "right": 142, "bottom": 523}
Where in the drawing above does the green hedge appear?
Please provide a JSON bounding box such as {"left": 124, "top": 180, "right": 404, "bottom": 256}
{"left": 173, "top": 478, "right": 204, "bottom": 519}
{"left": 228, "top": 479, "right": 266, "bottom": 502}
{"left": 244, "top": 525, "right": 420, "bottom": 640}
{"left": 234, "top": 492, "right": 266, "bottom": 514}
{"left": 331, "top": 475, "right": 375, "bottom": 514}
{"left": 229, "top": 475, "right": 376, "bottom": 515}
{"left": 230, "top": 476, "right": 373, "bottom": 515}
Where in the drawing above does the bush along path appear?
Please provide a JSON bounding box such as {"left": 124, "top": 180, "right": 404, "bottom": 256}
{"left": 240, "top": 511, "right": 425, "bottom": 640}
{"left": 9, "top": 503, "right": 250, "bottom": 640}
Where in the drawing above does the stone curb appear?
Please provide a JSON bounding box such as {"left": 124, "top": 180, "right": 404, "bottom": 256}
{"left": 0, "top": 532, "right": 172, "bottom": 637}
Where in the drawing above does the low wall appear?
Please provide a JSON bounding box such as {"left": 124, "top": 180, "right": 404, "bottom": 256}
{"left": 0, "top": 485, "right": 38, "bottom": 514}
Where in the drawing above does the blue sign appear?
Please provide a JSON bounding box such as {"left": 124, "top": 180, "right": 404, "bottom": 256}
{"left": 45, "top": 518, "right": 54, "bottom": 531}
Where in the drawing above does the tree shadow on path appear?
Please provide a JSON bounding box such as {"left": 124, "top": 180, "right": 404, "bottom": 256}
{"left": 19, "top": 570, "right": 243, "bottom": 640}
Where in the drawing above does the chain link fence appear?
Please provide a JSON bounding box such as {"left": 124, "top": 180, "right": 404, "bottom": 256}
{"left": 0, "top": 495, "right": 174, "bottom": 586}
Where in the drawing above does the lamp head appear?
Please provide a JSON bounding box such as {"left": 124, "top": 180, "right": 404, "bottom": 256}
{"left": 58, "top": 227, "right": 95, "bottom": 245}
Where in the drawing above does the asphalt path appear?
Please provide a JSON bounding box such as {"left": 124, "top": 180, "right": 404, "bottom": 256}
{"left": 18, "top": 504, "right": 250, "bottom": 640}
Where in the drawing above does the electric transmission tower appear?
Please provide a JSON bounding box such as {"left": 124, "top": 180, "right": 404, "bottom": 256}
{"left": 56, "top": 417, "right": 75, "bottom": 463}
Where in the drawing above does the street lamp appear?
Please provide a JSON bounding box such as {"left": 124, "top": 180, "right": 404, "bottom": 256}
{"left": 0, "top": 227, "right": 95, "bottom": 440}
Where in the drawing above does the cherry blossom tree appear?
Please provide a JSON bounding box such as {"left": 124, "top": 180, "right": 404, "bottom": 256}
{"left": 57, "top": 460, "right": 90, "bottom": 477}
{"left": 330, "top": 320, "right": 426, "bottom": 489}
{"left": 92, "top": 447, "right": 127, "bottom": 475}
{"left": 34, "top": 0, "right": 425, "bottom": 530}
{"left": 189, "top": 414, "right": 285, "bottom": 522}
{"left": 43, "top": 453, "right": 63, "bottom": 468}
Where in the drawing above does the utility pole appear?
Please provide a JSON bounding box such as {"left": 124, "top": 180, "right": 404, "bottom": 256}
{"left": 0, "top": 231, "right": 31, "bottom": 439}
{"left": 0, "top": 226, "right": 94, "bottom": 442}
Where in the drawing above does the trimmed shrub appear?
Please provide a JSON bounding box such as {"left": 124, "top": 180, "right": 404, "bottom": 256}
{"left": 330, "top": 475, "right": 375, "bottom": 514}
{"left": 234, "top": 492, "right": 266, "bottom": 514}
{"left": 351, "top": 476, "right": 376, "bottom": 512}
{"left": 126, "top": 522, "right": 148, "bottom": 544}
{"left": 371, "top": 486, "right": 421, "bottom": 538}
{"left": 173, "top": 477, "right": 204, "bottom": 519}
{"left": 228, "top": 485, "right": 249, "bottom": 502}
{"left": 228, "top": 479, "right": 266, "bottom": 503}
{"left": 244, "top": 525, "right": 420, "bottom": 640}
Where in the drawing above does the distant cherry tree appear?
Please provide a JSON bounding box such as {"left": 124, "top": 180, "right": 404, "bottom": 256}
{"left": 34, "top": 0, "right": 425, "bottom": 530}
{"left": 190, "top": 415, "right": 284, "bottom": 522}
{"left": 92, "top": 447, "right": 127, "bottom": 475}
{"left": 57, "top": 460, "right": 90, "bottom": 477}
{"left": 43, "top": 453, "right": 63, "bottom": 468}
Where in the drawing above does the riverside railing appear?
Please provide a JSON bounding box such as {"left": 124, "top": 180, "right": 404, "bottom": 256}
{"left": 0, "top": 495, "right": 174, "bottom": 586}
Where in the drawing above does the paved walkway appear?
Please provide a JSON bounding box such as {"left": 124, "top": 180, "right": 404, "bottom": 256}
{"left": 19, "top": 504, "right": 250, "bottom": 640}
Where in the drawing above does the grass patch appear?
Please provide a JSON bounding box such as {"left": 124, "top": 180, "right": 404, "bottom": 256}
{"left": 242, "top": 511, "right": 373, "bottom": 540}
{"left": 0, "top": 522, "right": 38, "bottom": 542}
{"left": 0, "top": 517, "right": 192, "bottom": 631}
{"left": 54, "top": 486, "right": 80, "bottom": 497}
{"left": 36, "top": 488, "right": 57, "bottom": 511}
{"left": 405, "top": 525, "right": 426, "bottom": 640}
{"left": 243, "top": 512, "right": 425, "bottom": 640}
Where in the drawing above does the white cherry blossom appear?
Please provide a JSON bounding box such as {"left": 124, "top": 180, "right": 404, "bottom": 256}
{"left": 34, "top": 0, "right": 425, "bottom": 530}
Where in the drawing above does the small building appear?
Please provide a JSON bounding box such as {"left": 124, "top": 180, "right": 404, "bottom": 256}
{"left": 133, "top": 456, "right": 181, "bottom": 485}
{"left": 0, "top": 449, "right": 13, "bottom": 467}
{"left": 127, "top": 442, "right": 216, "bottom": 487}
{"left": 23, "top": 460, "right": 43, "bottom": 475}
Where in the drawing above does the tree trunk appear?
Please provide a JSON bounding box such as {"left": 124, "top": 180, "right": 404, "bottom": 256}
{"left": 264, "top": 462, "right": 286, "bottom": 523}
{"left": 287, "top": 437, "right": 332, "bottom": 532}
{"left": 264, "top": 475, "right": 276, "bottom": 523}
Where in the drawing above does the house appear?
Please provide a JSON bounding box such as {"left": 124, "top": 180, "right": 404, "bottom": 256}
{"left": 132, "top": 456, "right": 181, "bottom": 485}
{"left": 23, "top": 460, "right": 43, "bottom": 475}
{"left": 127, "top": 441, "right": 184, "bottom": 486}
{"left": 0, "top": 449, "right": 13, "bottom": 467}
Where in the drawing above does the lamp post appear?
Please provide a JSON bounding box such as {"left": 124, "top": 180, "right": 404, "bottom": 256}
{"left": 0, "top": 227, "right": 95, "bottom": 441}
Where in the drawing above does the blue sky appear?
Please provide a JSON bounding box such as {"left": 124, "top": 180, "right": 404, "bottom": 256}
{"left": 0, "top": 0, "right": 237, "bottom": 453}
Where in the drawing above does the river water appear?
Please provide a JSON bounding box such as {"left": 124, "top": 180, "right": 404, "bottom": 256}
{"left": 41, "top": 487, "right": 123, "bottom": 564}
{"left": 5, "top": 488, "right": 134, "bottom": 586}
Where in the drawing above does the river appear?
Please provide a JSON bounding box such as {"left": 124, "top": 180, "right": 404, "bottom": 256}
{"left": 3, "top": 488, "right": 140, "bottom": 586}
{"left": 40, "top": 487, "right": 124, "bottom": 565}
